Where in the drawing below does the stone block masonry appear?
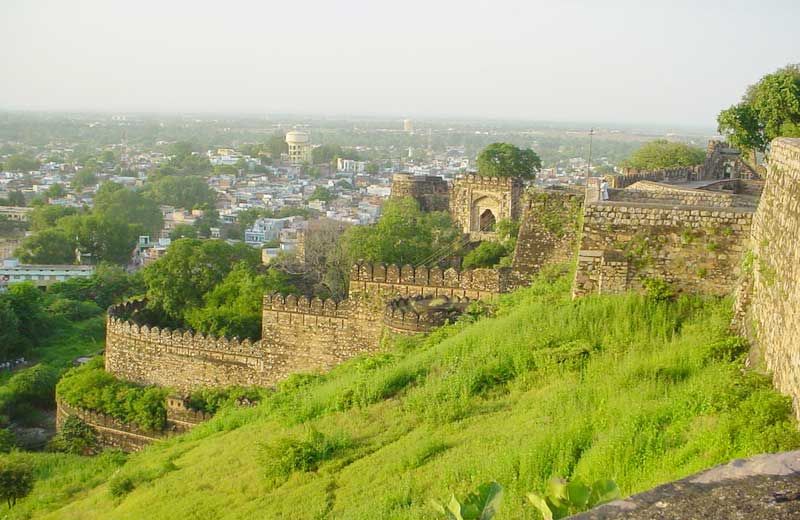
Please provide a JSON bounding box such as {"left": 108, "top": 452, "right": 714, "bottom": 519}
{"left": 573, "top": 201, "right": 753, "bottom": 297}
{"left": 55, "top": 398, "right": 210, "bottom": 452}
{"left": 736, "top": 138, "right": 800, "bottom": 418}
{"left": 511, "top": 188, "right": 583, "bottom": 286}
{"left": 106, "top": 264, "right": 508, "bottom": 391}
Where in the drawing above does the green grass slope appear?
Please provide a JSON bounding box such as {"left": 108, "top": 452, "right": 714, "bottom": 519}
{"left": 8, "top": 269, "right": 800, "bottom": 519}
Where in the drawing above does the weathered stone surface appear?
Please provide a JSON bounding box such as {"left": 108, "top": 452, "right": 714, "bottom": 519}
{"left": 390, "top": 173, "right": 450, "bottom": 211}
{"left": 574, "top": 451, "right": 800, "bottom": 519}
{"left": 450, "top": 175, "right": 523, "bottom": 240}
{"left": 105, "top": 264, "right": 508, "bottom": 391}
{"left": 736, "top": 137, "right": 800, "bottom": 419}
{"left": 573, "top": 199, "right": 753, "bottom": 298}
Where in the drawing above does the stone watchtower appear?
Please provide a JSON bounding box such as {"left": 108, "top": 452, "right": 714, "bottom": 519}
{"left": 390, "top": 174, "right": 450, "bottom": 212}
{"left": 449, "top": 175, "right": 523, "bottom": 240}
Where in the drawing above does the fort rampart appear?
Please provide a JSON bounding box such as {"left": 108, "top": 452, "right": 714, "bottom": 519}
{"left": 511, "top": 189, "right": 583, "bottom": 284}
{"left": 735, "top": 138, "right": 800, "bottom": 418}
{"left": 55, "top": 398, "right": 209, "bottom": 452}
{"left": 613, "top": 181, "right": 759, "bottom": 208}
{"left": 574, "top": 200, "right": 753, "bottom": 297}
{"left": 106, "top": 264, "right": 506, "bottom": 391}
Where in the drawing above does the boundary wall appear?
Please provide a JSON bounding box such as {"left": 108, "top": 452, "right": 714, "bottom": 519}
{"left": 735, "top": 138, "right": 800, "bottom": 418}
{"left": 106, "top": 264, "right": 507, "bottom": 391}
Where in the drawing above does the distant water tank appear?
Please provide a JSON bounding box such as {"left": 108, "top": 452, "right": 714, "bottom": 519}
{"left": 285, "top": 131, "right": 311, "bottom": 164}
{"left": 403, "top": 119, "right": 413, "bottom": 132}
{"left": 285, "top": 130, "right": 310, "bottom": 145}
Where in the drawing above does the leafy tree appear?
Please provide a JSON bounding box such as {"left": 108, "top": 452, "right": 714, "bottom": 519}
{"left": 145, "top": 175, "right": 215, "bottom": 209}
{"left": 267, "top": 133, "right": 289, "bottom": 159}
{"left": 45, "top": 184, "right": 66, "bottom": 199}
{"left": 48, "top": 416, "right": 98, "bottom": 455}
{"left": 72, "top": 168, "right": 98, "bottom": 190}
{"left": 620, "top": 140, "right": 705, "bottom": 171}
{"left": 48, "top": 262, "right": 144, "bottom": 309}
{"left": 143, "top": 239, "right": 261, "bottom": 323}
{"left": 0, "top": 459, "right": 34, "bottom": 509}
{"left": 0, "top": 429, "right": 15, "bottom": 453}
{"left": 5, "top": 191, "right": 25, "bottom": 207}
{"left": 476, "top": 143, "right": 541, "bottom": 179}
{"left": 15, "top": 228, "right": 76, "bottom": 264}
{"left": 342, "top": 197, "right": 461, "bottom": 266}
{"left": 365, "top": 162, "right": 380, "bottom": 174}
{"left": 29, "top": 204, "right": 79, "bottom": 231}
{"left": 58, "top": 214, "right": 143, "bottom": 265}
{"left": 309, "top": 186, "right": 333, "bottom": 202}
{"left": 186, "top": 263, "right": 298, "bottom": 339}
{"left": 169, "top": 223, "right": 198, "bottom": 240}
{"left": 0, "top": 299, "right": 22, "bottom": 360}
{"left": 6, "top": 284, "right": 50, "bottom": 348}
{"left": 311, "top": 144, "right": 343, "bottom": 165}
{"left": 93, "top": 182, "right": 163, "bottom": 235}
{"left": 4, "top": 155, "right": 40, "bottom": 172}
{"left": 718, "top": 64, "right": 800, "bottom": 157}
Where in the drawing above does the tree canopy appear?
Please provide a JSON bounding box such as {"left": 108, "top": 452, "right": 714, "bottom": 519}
{"left": 717, "top": 64, "right": 800, "bottom": 155}
{"left": 476, "top": 143, "right": 541, "bottom": 179}
{"left": 342, "top": 197, "right": 461, "bottom": 266}
{"left": 185, "top": 263, "right": 298, "bottom": 340}
{"left": 142, "top": 239, "right": 261, "bottom": 324}
{"left": 144, "top": 175, "right": 215, "bottom": 209}
{"left": 620, "top": 140, "right": 705, "bottom": 171}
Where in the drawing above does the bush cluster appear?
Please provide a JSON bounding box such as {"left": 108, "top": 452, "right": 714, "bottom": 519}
{"left": 56, "top": 358, "right": 168, "bottom": 432}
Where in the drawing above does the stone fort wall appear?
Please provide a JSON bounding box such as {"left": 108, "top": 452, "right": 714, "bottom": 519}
{"left": 450, "top": 175, "right": 523, "bottom": 239}
{"left": 511, "top": 188, "right": 583, "bottom": 285}
{"left": 55, "top": 398, "right": 209, "bottom": 452}
{"left": 736, "top": 138, "right": 800, "bottom": 418}
{"left": 106, "top": 264, "right": 507, "bottom": 390}
{"left": 573, "top": 196, "right": 753, "bottom": 298}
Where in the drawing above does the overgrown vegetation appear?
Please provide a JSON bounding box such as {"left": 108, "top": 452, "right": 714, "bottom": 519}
{"left": 55, "top": 358, "right": 169, "bottom": 432}
{"left": 5, "top": 266, "right": 797, "bottom": 519}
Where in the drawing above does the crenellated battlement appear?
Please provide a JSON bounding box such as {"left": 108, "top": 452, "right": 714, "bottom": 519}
{"left": 263, "top": 293, "right": 350, "bottom": 318}
{"left": 457, "top": 174, "right": 523, "bottom": 189}
{"left": 107, "top": 302, "right": 261, "bottom": 356}
{"left": 349, "top": 262, "right": 510, "bottom": 293}
{"left": 382, "top": 295, "right": 471, "bottom": 334}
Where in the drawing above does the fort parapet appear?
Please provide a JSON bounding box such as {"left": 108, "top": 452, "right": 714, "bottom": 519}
{"left": 390, "top": 173, "right": 450, "bottom": 212}
{"left": 106, "top": 264, "right": 509, "bottom": 392}
{"left": 55, "top": 397, "right": 210, "bottom": 452}
{"left": 735, "top": 137, "right": 800, "bottom": 418}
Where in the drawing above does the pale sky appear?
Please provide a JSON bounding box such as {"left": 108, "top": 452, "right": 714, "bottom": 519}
{"left": 1, "top": 0, "right": 798, "bottom": 126}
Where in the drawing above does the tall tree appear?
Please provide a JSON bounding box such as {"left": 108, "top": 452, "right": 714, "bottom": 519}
{"left": 717, "top": 64, "right": 800, "bottom": 157}
{"left": 16, "top": 228, "right": 77, "bottom": 264}
{"left": 476, "top": 143, "right": 541, "bottom": 179}
{"left": 143, "top": 239, "right": 260, "bottom": 323}
{"left": 620, "top": 140, "right": 705, "bottom": 171}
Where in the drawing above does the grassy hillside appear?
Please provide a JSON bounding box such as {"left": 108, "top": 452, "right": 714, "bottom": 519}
{"left": 6, "top": 268, "right": 799, "bottom": 519}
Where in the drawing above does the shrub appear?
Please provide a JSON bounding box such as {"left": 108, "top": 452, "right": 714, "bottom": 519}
{"left": 259, "top": 428, "right": 351, "bottom": 485}
{"left": 49, "top": 416, "right": 98, "bottom": 455}
{"left": 187, "top": 386, "right": 264, "bottom": 414}
{"left": 56, "top": 358, "right": 168, "bottom": 432}
{"left": 527, "top": 477, "right": 620, "bottom": 519}
{"left": 47, "top": 298, "right": 103, "bottom": 321}
{"left": 0, "top": 364, "right": 60, "bottom": 416}
{"left": 108, "top": 474, "right": 135, "bottom": 498}
{"left": 0, "top": 429, "right": 16, "bottom": 453}
{"left": 642, "top": 278, "right": 675, "bottom": 302}
{"left": 463, "top": 241, "right": 509, "bottom": 269}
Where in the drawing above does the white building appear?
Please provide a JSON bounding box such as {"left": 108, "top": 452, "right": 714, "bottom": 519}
{"left": 285, "top": 131, "right": 311, "bottom": 164}
{"left": 0, "top": 259, "right": 95, "bottom": 290}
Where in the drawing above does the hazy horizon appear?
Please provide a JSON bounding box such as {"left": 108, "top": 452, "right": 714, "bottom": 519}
{"left": 2, "top": 0, "right": 798, "bottom": 127}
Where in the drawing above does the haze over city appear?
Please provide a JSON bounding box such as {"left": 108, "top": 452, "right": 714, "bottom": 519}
{"left": 2, "top": 0, "right": 798, "bottom": 127}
